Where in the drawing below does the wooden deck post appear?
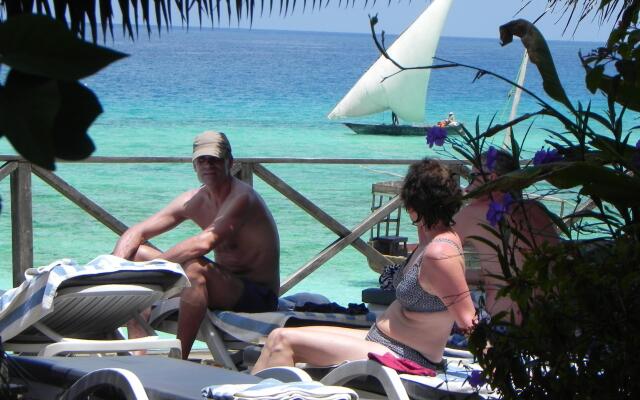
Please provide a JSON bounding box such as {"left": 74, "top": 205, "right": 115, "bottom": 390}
{"left": 10, "top": 162, "right": 33, "bottom": 286}
{"left": 238, "top": 162, "right": 254, "bottom": 186}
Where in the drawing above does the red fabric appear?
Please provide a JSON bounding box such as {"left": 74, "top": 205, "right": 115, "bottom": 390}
{"left": 367, "top": 352, "right": 436, "bottom": 377}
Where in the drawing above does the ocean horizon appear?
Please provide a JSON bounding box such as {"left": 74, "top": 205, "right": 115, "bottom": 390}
{"left": 0, "top": 26, "right": 627, "bottom": 305}
{"left": 101, "top": 23, "right": 605, "bottom": 43}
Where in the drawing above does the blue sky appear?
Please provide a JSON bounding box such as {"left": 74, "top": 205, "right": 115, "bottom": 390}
{"left": 227, "top": 0, "right": 611, "bottom": 42}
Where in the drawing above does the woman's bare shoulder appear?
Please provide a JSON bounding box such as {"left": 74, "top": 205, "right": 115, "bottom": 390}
{"left": 423, "top": 238, "right": 463, "bottom": 261}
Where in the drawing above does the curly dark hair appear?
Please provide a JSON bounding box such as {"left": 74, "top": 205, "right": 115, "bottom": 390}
{"left": 401, "top": 158, "right": 463, "bottom": 229}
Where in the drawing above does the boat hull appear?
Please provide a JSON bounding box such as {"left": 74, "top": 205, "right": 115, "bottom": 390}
{"left": 344, "top": 122, "right": 462, "bottom": 137}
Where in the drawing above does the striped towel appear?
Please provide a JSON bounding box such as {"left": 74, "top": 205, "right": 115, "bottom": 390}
{"left": 400, "top": 359, "right": 497, "bottom": 398}
{"left": 202, "top": 378, "right": 358, "bottom": 400}
{"left": 208, "top": 309, "right": 376, "bottom": 344}
{"left": 0, "top": 255, "right": 188, "bottom": 342}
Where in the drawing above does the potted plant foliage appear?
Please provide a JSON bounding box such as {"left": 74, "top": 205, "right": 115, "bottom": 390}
{"left": 416, "top": 6, "right": 640, "bottom": 399}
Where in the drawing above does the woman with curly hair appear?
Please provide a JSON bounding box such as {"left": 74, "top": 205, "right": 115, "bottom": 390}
{"left": 252, "top": 158, "right": 477, "bottom": 373}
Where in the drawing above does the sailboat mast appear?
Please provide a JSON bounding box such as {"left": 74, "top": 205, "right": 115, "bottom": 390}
{"left": 503, "top": 50, "right": 529, "bottom": 148}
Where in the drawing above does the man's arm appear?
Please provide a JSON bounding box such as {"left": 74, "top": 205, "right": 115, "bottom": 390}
{"left": 112, "top": 191, "right": 192, "bottom": 260}
{"left": 159, "top": 191, "right": 252, "bottom": 264}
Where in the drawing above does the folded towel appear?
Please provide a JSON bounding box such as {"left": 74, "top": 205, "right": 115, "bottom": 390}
{"left": 294, "top": 302, "right": 369, "bottom": 315}
{"left": 278, "top": 292, "right": 331, "bottom": 310}
{"left": 202, "top": 378, "right": 358, "bottom": 400}
{"left": 368, "top": 352, "right": 436, "bottom": 377}
{"left": 0, "top": 255, "right": 188, "bottom": 342}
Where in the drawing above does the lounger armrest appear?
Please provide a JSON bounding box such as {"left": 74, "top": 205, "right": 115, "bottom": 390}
{"left": 38, "top": 337, "right": 182, "bottom": 358}
{"left": 254, "top": 366, "right": 313, "bottom": 382}
{"left": 61, "top": 368, "right": 149, "bottom": 400}
{"left": 321, "top": 360, "right": 409, "bottom": 400}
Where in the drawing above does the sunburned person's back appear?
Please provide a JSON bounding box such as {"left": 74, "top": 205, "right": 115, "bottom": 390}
{"left": 456, "top": 196, "right": 560, "bottom": 320}
{"left": 454, "top": 148, "right": 560, "bottom": 321}
{"left": 375, "top": 237, "right": 467, "bottom": 364}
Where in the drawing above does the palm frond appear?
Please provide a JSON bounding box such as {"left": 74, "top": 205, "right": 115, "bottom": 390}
{"left": 0, "top": 0, "right": 634, "bottom": 44}
{"left": 539, "top": 0, "right": 635, "bottom": 36}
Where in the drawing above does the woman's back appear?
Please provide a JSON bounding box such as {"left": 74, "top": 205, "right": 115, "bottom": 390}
{"left": 375, "top": 235, "right": 470, "bottom": 363}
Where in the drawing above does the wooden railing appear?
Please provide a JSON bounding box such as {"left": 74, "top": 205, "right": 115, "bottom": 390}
{"left": 0, "top": 156, "right": 469, "bottom": 292}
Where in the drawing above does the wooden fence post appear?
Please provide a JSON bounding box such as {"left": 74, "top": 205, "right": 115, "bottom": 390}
{"left": 10, "top": 162, "right": 33, "bottom": 286}
{"left": 231, "top": 161, "right": 254, "bottom": 186}
{"left": 239, "top": 162, "right": 254, "bottom": 186}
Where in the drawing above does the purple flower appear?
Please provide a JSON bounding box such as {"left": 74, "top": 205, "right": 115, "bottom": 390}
{"left": 468, "top": 370, "right": 486, "bottom": 388}
{"left": 426, "top": 126, "right": 447, "bottom": 148}
{"left": 532, "top": 147, "right": 562, "bottom": 166}
{"left": 486, "top": 193, "right": 514, "bottom": 226}
{"left": 486, "top": 146, "right": 498, "bottom": 171}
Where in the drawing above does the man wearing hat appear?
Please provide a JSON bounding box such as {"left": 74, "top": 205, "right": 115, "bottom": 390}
{"left": 113, "top": 130, "right": 280, "bottom": 359}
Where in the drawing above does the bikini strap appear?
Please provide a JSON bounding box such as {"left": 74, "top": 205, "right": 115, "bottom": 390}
{"left": 431, "top": 237, "right": 464, "bottom": 255}
{"left": 400, "top": 248, "right": 419, "bottom": 271}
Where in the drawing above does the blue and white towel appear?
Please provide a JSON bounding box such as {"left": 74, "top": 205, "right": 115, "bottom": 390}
{"left": 202, "top": 378, "right": 358, "bottom": 400}
{"left": 400, "top": 359, "right": 497, "bottom": 398}
{"left": 0, "top": 255, "right": 188, "bottom": 341}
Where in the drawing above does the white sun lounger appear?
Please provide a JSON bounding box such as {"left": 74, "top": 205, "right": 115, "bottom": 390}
{"left": 1, "top": 255, "right": 189, "bottom": 357}
{"left": 320, "top": 358, "right": 498, "bottom": 400}
{"left": 149, "top": 296, "right": 377, "bottom": 370}
{"left": 9, "top": 355, "right": 354, "bottom": 400}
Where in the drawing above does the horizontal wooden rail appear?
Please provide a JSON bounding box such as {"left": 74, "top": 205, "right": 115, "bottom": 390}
{"left": 0, "top": 155, "right": 471, "bottom": 166}
{"left": 0, "top": 155, "right": 468, "bottom": 290}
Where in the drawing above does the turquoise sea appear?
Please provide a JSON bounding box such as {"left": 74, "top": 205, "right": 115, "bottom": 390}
{"left": 0, "top": 27, "right": 618, "bottom": 304}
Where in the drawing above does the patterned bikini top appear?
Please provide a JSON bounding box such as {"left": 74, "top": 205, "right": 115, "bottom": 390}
{"left": 393, "top": 238, "right": 464, "bottom": 313}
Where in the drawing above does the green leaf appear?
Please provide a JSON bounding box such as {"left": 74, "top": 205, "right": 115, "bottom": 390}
{"left": 468, "top": 234, "right": 502, "bottom": 254}
{"left": 52, "top": 81, "right": 100, "bottom": 160}
{"left": 0, "top": 14, "right": 128, "bottom": 80}
{"left": 0, "top": 70, "right": 60, "bottom": 169}
{"left": 499, "top": 19, "right": 572, "bottom": 109}
{"left": 618, "top": 42, "right": 631, "bottom": 58}
{"left": 628, "top": 29, "right": 640, "bottom": 46}
{"left": 546, "top": 164, "right": 640, "bottom": 206}
{"left": 589, "top": 135, "right": 638, "bottom": 162}
{"left": 585, "top": 65, "right": 604, "bottom": 94}
{"left": 538, "top": 203, "right": 570, "bottom": 237}
{"left": 587, "top": 72, "right": 640, "bottom": 112}
{"left": 467, "top": 160, "right": 640, "bottom": 207}
{"left": 466, "top": 164, "right": 554, "bottom": 198}
{"left": 483, "top": 111, "right": 541, "bottom": 138}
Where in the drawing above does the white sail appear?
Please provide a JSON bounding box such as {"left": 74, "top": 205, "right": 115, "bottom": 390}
{"left": 328, "top": 0, "right": 453, "bottom": 123}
